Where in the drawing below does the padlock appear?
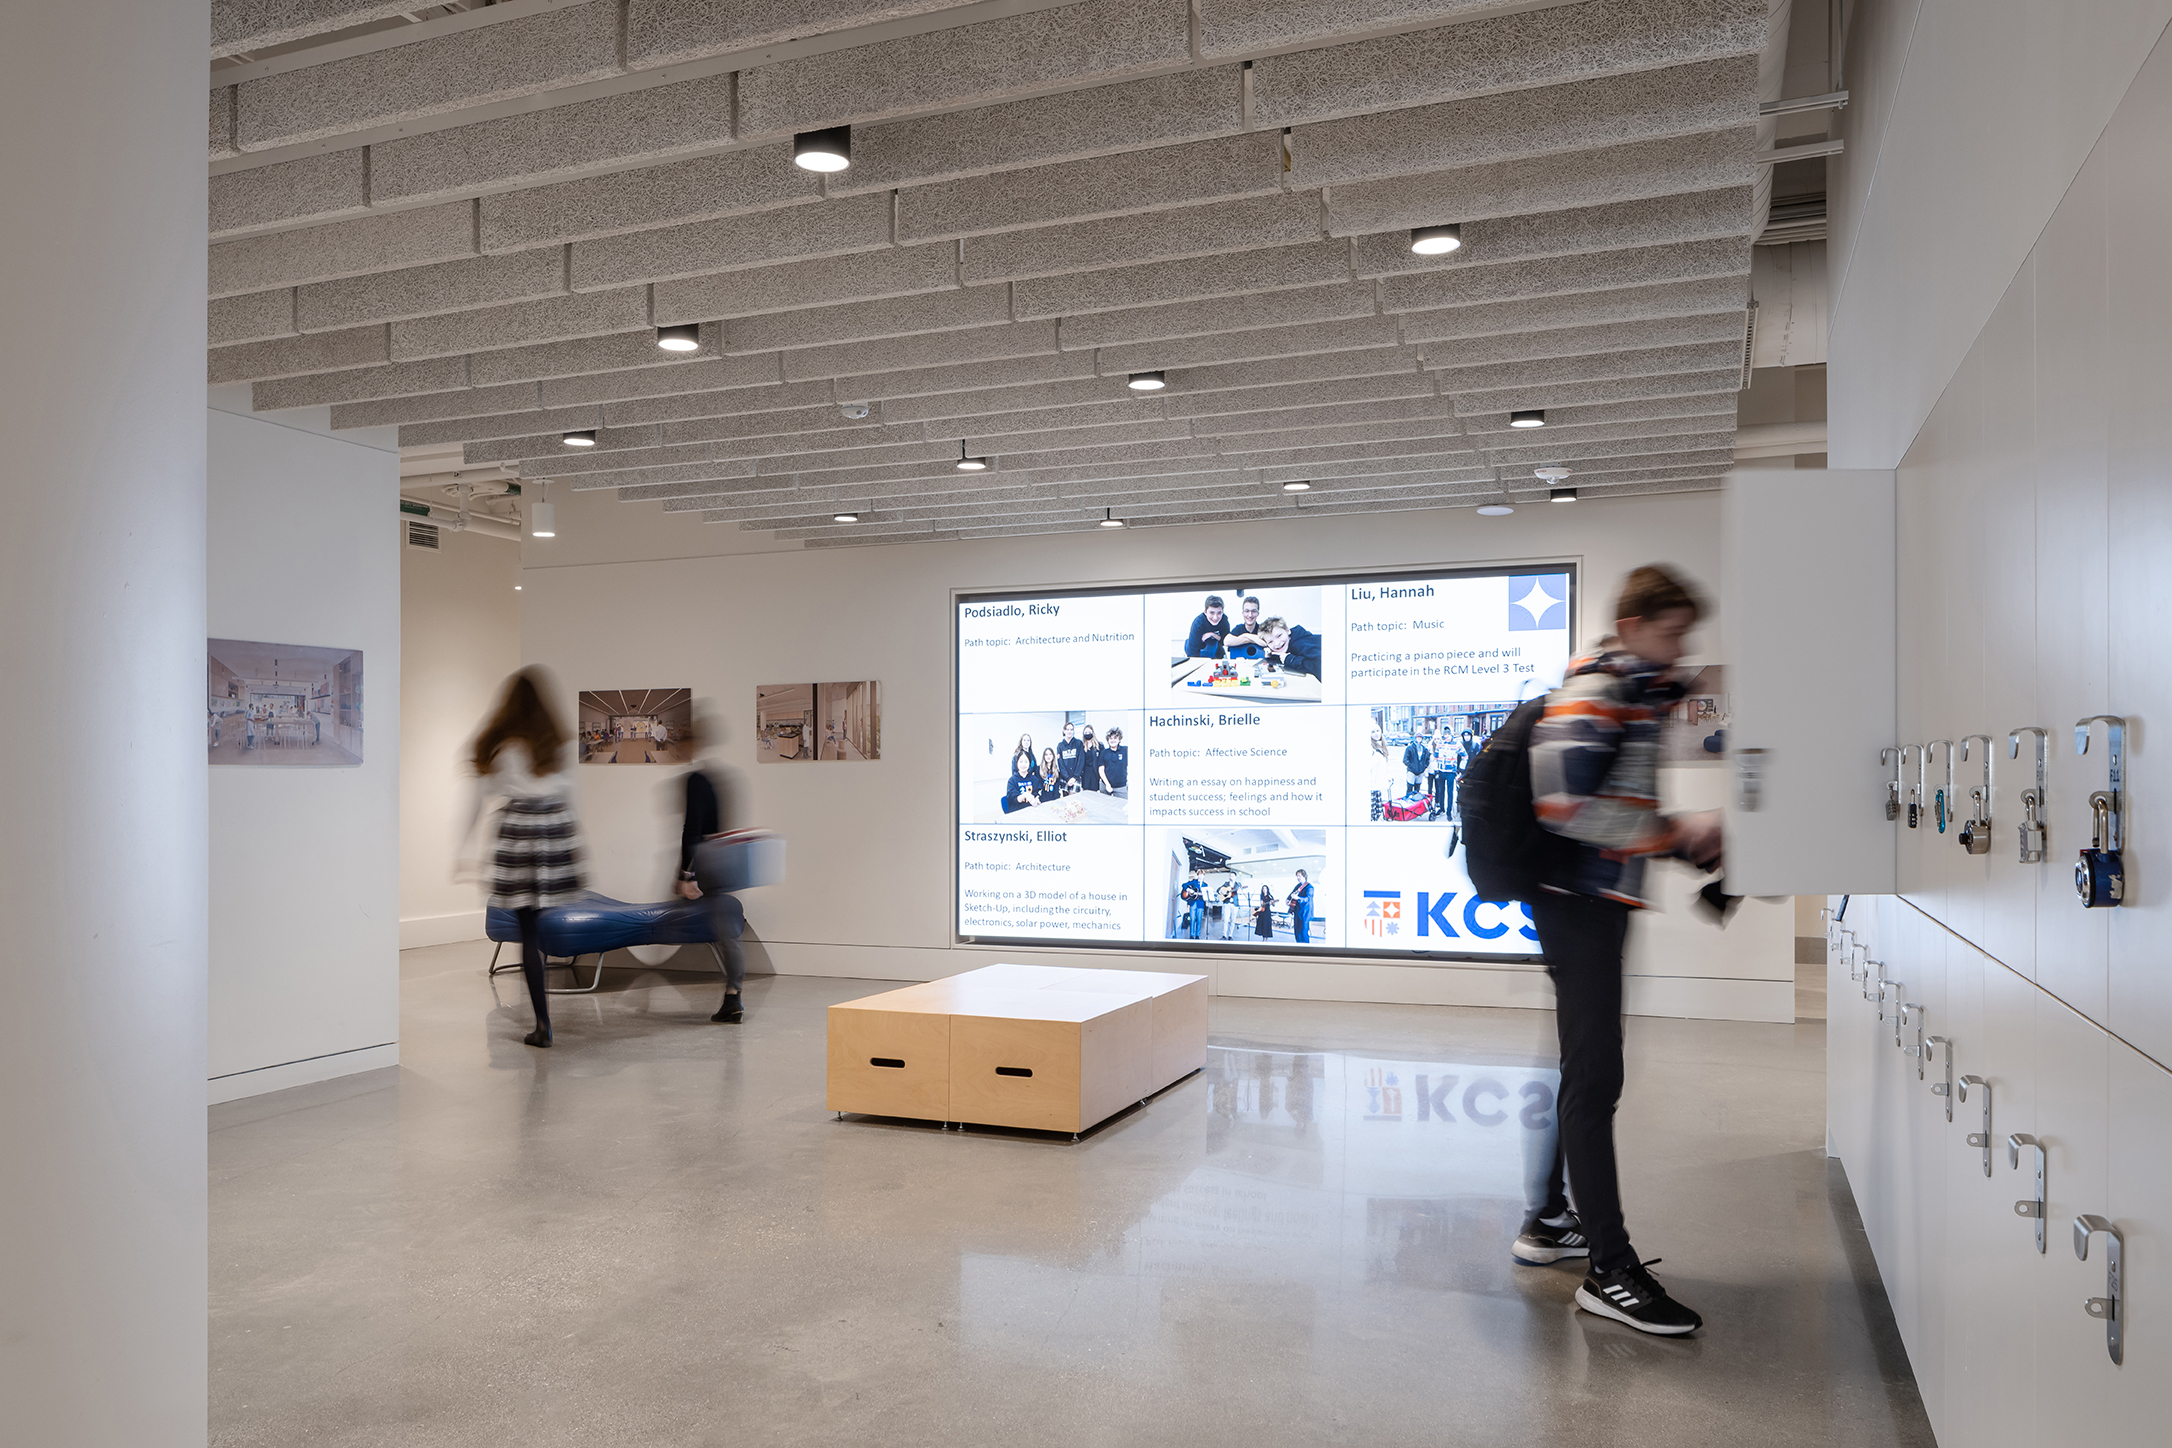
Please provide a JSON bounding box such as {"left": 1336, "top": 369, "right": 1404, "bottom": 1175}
{"left": 1907, "top": 801, "right": 1920, "bottom": 829}
{"left": 1958, "top": 787, "right": 1992, "bottom": 855}
{"left": 2075, "top": 792, "right": 2124, "bottom": 908}
{"left": 2017, "top": 788, "right": 2046, "bottom": 863}
{"left": 1885, "top": 788, "right": 1900, "bottom": 822}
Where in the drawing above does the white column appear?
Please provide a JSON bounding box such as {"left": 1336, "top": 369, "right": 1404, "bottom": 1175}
{"left": 0, "top": 4, "right": 209, "bottom": 1445}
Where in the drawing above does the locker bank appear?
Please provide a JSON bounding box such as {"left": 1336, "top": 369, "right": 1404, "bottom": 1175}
{"left": 9, "top": 1, "right": 2165, "bottom": 1444}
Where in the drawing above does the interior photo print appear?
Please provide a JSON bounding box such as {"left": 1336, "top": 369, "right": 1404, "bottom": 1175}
{"left": 757, "top": 682, "right": 882, "bottom": 762}
{"left": 964, "top": 710, "right": 1139, "bottom": 824}
{"left": 207, "top": 639, "right": 363, "bottom": 766}
{"left": 577, "top": 688, "right": 692, "bottom": 764}
{"left": 1154, "top": 584, "right": 1326, "bottom": 700}
{"left": 1161, "top": 828, "right": 1329, "bottom": 947}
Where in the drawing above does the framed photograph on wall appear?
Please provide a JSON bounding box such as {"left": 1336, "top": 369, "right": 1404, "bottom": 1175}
{"left": 758, "top": 681, "right": 879, "bottom": 762}
{"left": 207, "top": 639, "right": 363, "bottom": 766}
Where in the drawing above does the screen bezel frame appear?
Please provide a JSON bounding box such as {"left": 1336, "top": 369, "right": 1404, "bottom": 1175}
{"left": 951, "top": 557, "right": 1582, "bottom": 964}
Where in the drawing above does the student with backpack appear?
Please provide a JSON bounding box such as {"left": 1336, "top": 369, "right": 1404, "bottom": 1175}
{"left": 1458, "top": 565, "right": 1720, "bottom": 1337}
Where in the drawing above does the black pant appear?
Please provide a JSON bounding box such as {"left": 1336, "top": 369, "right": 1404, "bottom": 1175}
{"left": 690, "top": 851, "right": 748, "bottom": 1002}
{"left": 1528, "top": 892, "right": 1633, "bottom": 1272}
{"left": 516, "top": 907, "right": 551, "bottom": 1033}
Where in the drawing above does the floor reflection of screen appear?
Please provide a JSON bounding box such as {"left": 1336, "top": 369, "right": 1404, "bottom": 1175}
{"left": 955, "top": 567, "right": 1576, "bottom": 958}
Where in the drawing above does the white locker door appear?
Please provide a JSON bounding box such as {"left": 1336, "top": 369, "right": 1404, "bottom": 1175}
{"left": 1721, "top": 469, "right": 1898, "bottom": 894}
{"left": 2106, "top": 1040, "right": 2171, "bottom": 1415}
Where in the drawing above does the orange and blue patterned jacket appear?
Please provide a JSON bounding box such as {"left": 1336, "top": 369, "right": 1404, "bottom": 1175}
{"left": 1529, "top": 645, "right": 1687, "bottom": 907}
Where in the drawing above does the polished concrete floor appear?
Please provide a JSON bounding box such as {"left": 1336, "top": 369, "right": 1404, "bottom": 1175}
{"left": 210, "top": 945, "right": 1931, "bottom": 1447}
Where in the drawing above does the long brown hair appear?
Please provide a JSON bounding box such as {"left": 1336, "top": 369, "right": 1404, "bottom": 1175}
{"left": 473, "top": 668, "right": 567, "bottom": 775}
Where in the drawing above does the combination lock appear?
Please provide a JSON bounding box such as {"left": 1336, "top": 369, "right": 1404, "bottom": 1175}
{"left": 2017, "top": 789, "right": 2047, "bottom": 864}
{"left": 2075, "top": 792, "right": 2124, "bottom": 908}
{"left": 1958, "top": 787, "right": 1992, "bottom": 855}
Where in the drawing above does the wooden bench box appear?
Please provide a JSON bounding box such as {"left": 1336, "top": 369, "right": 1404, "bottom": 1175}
{"left": 826, "top": 965, "right": 1209, "bottom": 1134}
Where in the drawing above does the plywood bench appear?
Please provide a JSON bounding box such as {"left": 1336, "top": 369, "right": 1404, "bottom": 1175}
{"left": 827, "top": 964, "right": 1208, "bottom": 1136}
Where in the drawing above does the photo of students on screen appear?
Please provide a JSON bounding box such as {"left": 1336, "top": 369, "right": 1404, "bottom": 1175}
{"left": 1160, "top": 828, "right": 1328, "bottom": 946}
{"left": 1155, "top": 585, "right": 1326, "bottom": 698}
{"left": 968, "top": 710, "right": 1141, "bottom": 824}
{"left": 1369, "top": 703, "right": 1514, "bottom": 824}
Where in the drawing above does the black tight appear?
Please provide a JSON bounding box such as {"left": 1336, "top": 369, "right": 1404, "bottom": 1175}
{"left": 1528, "top": 892, "right": 1634, "bottom": 1272}
{"left": 516, "top": 907, "right": 552, "bottom": 1035}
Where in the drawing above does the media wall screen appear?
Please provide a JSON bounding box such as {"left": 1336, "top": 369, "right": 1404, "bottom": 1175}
{"left": 955, "top": 566, "right": 1576, "bottom": 957}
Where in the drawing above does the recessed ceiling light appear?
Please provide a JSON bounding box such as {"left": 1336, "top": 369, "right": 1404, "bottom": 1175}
{"left": 1410, "top": 224, "right": 1463, "bottom": 255}
{"left": 793, "top": 126, "right": 851, "bottom": 172}
{"left": 832, "top": 511, "right": 861, "bottom": 523}
{"left": 1549, "top": 487, "right": 1578, "bottom": 504}
{"left": 1099, "top": 509, "right": 1126, "bottom": 528}
{"left": 655, "top": 324, "right": 701, "bottom": 352}
{"left": 514, "top": 584, "right": 523, "bottom": 589}
{"left": 561, "top": 429, "right": 596, "bottom": 447}
{"left": 955, "top": 440, "right": 989, "bottom": 471}
{"left": 1509, "top": 408, "right": 1546, "bottom": 428}
{"left": 1282, "top": 480, "right": 1311, "bottom": 492}
{"left": 1127, "top": 370, "right": 1166, "bottom": 391}
{"left": 1476, "top": 504, "right": 1515, "bottom": 516}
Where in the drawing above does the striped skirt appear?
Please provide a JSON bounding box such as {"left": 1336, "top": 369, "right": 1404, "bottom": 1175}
{"left": 489, "top": 795, "right": 586, "bottom": 910}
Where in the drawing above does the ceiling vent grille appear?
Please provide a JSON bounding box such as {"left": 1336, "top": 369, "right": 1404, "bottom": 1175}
{"left": 1738, "top": 300, "right": 1760, "bottom": 390}
{"left": 406, "top": 520, "right": 441, "bottom": 551}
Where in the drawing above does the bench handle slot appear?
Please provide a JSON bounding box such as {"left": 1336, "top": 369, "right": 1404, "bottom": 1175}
{"left": 870, "top": 1057, "right": 905, "bottom": 1069}
{"left": 995, "top": 1066, "right": 1033, "bottom": 1078}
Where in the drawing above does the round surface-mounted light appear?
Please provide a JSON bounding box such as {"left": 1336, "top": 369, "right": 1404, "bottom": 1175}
{"left": 1550, "top": 487, "right": 1579, "bottom": 504}
{"left": 1509, "top": 408, "right": 1546, "bottom": 428}
{"left": 561, "top": 429, "right": 597, "bottom": 447}
{"left": 1282, "top": 480, "right": 1311, "bottom": 492}
{"left": 793, "top": 126, "right": 852, "bottom": 172}
{"left": 1476, "top": 503, "right": 1515, "bottom": 516}
{"left": 1410, "top": 224, "right": 1463, "bottom": 255}
{"left": 656, "top": 324, "right": 701, "bottom": 352}
{"left": 832, "top": 511, "right": 861, "bottom": 524}
{"left": 1099, "top": 509, "right": 1126, "bottom": 528}
{"left": 1127, "top": 370, "right": 1166, "bottom": 391}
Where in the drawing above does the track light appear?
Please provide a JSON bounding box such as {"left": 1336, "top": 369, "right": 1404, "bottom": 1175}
{"left": 1410, "top": 224, "right": 1463, "bottom": 255}
{"left": 832, "top": 511, "right": 861, "bottom": 524}
{"left": 1476, "top": 504, "right": 1515, "bottom": 516}
{"left": 1509, "top": 408, "right": 1546, "bottom": 428}
{"left": 954, "top": 440, "right": 988, "bottom": 471}
{"left": 793, "top": 126, "right": 851, "bottom": 172}
{"left": 1282, "top": 480, "right": 1311, "bottom": 492}
{"left": 1098, "top": 509, "right": 1126, "bottom": 528}
{"left": 529, "top": 482, "right": 555, "bottom": 538}
{"left": 561, "top": 429, "right": 596, "bottom": 447}
{"left": 656, "top": 324, "right": 701, "bottom": 352}
{"left": 1550, "top": 487, "right": 1578, "bottom": 503}
{"left": 1127, "top": 370, "right": 1166, "bottom": 391}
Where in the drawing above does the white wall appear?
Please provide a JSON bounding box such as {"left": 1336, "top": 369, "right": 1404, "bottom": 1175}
{"left": 0, "top": 4, "right": 209, "bottom": 1442}
{"left": 1827, "top": 0, "right": 2172, "bottom": 468}
{"left": 399, "top": 521, "right": 520, "bottom": 947}
{"left": 522, "top": 486, "right": 1793, "bottom": 1021}
{"left": 207, "top": 408, "right": 402, "bottom": 1102}
{"left": 1825, "top": 13, "right": 2172, "bottom": 1435}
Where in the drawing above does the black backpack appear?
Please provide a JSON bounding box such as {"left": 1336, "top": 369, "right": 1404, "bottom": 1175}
{"left": 1456, "top": 694, "right": 1572, "bottom": 902}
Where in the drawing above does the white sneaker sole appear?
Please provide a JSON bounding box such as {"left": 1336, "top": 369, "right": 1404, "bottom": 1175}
{"left": 1574, "top": 1284, "right": 1702, "bottom": 1335}
{"left": 1512, "top": 1238, "right": 1590, "bottom": 1265}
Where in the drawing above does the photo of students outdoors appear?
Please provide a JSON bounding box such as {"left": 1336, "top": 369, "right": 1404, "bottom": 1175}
{"left": 1366, "top": 703, "right": 1515, "bottom": 828}
{"left": 1161, "top": 828, "right": 1328, "bottom": 946}
{"left": 578, "top": 688, "right": 693, "bottom": 764}
{"left": 208, "top": 639, "right": 363, "bottom": 766}
{"left": 965, "top": 711, "right": 1139, "bottom": 824}
{"left": 1151, "top": 585, "right": 1326, "bottom": 699}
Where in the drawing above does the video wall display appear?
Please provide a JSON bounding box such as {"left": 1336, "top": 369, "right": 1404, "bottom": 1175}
{"left": 955, "top": 567, "right": 1576, "bottom": 957}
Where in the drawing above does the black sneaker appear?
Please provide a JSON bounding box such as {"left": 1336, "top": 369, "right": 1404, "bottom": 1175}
{"left": 1512, "top": 1212, "right": 1590, "bottom": 1265}
{"left": 711, "top": 997, "right": 743, "bottom": 1023}
{"left": 1574, "top": 1258, "right": 1704, "bottom": 1336}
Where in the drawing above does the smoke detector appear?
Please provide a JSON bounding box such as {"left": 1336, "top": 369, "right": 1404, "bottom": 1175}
{"left": 1533, "top": 466, "right": 1572, "bottom": 483}
{"left": 840, "top": 401, "right": 871, "bottom": 420}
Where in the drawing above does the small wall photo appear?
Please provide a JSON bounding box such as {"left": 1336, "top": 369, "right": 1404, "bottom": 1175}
{"left": 578, "top": 688, "right": 692, "bottom": 764}
{"left": 759, "top": 681, "right": 881, "bottom": 763}
{"left": 208, "top": 639, "right": 363, "bottom": 766}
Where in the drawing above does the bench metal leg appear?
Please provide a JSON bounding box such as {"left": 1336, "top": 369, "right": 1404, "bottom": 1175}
{"left": 486, "top": 940, "right": 513, "bottom": 975}
{"left": 544, "top": 954, "right": 610, "bottom": 994}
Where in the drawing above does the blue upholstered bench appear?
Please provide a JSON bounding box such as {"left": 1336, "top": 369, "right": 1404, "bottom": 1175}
{"left": 485, "top": 892, "right": 734, "bottom": 994}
